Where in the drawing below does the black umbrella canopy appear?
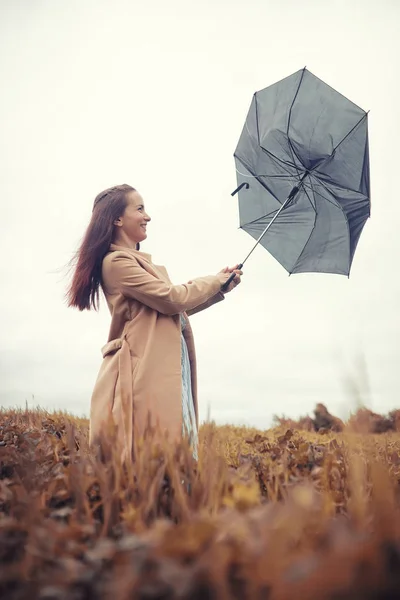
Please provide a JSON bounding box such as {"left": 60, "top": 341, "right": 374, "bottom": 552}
{"left": 233, "top": 67, "right": 370, "bottom": 276}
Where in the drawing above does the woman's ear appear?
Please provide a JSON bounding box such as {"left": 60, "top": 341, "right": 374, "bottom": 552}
{"left": 114, "top": 217, "right": 122, "bottom": 227}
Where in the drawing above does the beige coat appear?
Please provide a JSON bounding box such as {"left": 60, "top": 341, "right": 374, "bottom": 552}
{"left": 89, "top": 244, "right": 224, "bottom": 460}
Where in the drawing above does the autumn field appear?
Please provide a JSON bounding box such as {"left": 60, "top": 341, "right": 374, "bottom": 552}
{"left": 1, "top": 405, "right": 400, "bottom": 599}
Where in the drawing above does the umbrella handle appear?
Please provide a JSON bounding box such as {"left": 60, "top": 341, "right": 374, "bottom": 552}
{"left": 221, "top": 263, "right": 243, "bottom": 292}
{"left": 231, "top": 182, "right": 249, "bottom": 196}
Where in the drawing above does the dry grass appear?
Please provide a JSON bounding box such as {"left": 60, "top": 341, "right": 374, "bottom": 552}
{"left": 1, "top": 406, "right": 400, "bottom": 599}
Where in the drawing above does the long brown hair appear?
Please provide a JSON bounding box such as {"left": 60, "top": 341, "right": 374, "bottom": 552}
{"left": 66, "top": 184, "right": 135, "bottom": 311}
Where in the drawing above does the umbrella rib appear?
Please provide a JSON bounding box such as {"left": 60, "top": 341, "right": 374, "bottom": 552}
{"left": 235, "top": 155, "right": 285, "bottom": 204}
{"left": 286, "top": 67, "right": 306, "bottom": 179}
{"left": 259, "top": 146, "right": 300, "bottom": 181}
{"left": 262, "top": 173, "right": 297, "bottom": 180}
{"left": 274, "top": 134, "right": 305, "bottom": 181}
{"left": 301, "top": 179, "right": 346, "bottom": 210}
{"left": 287, "top": 140, "right": 304, "bottom": 179}
{"left": 255, "top": 93, "right": 261, "bottom": 145}
{"left": 307, "top": 108, "right": 328, "bottom": 168}
{"left": 242, "top": 208, "right": 281, "bottom": 228}
{"left": 289, "top": 189, "right": 317, "bottom": 275}
{"left": 243, "top": 180, "right": 317, "bottom": 229}
{"left": 317, "top": 113, "right": 368, "bottom": 170}
{"left": 235, "top": 169, "right": 295, "bottom": 181}
{"left": 254, "top": 90, "right": 302, "bottom": 184}
{"left": 309, "top": 176, "right": 369, "bottom": 198}
{"left": 291, "top": 177, "right": 351, "bottom": 274}
{"left": 308, "top": 177, "right": 351, "bottom": 274}
{"left": 236, "top": 164, "right": 368, "bottom": 199}
{"left": 300, "top": 178, "right": 317, "bottom": 213}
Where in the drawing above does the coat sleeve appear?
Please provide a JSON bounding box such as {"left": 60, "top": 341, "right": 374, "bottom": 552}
{"left": 103, "top": 253, "right": 223, "bottom": 315}
{"left": 186, "top": 291, "right": 225, "bottom": 316}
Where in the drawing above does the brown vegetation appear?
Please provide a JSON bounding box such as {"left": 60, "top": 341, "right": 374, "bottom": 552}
{"left": 274, "top": 403, "right": 400, "bottom": 435}
{"left": 1, "top": 405, "right": 400, "bottom": 599}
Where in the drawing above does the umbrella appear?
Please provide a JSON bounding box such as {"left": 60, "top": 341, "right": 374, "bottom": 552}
{"left": 223, "top": 67, "right": 370, "bottom": 289}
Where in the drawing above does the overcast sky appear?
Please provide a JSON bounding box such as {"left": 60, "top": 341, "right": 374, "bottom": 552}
{"left": 1, "top": 0, "right": 399, "bottom": 428}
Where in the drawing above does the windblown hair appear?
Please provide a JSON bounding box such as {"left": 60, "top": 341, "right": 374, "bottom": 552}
{"left": 66, "top": 184, "right": 135, "bottom": 311}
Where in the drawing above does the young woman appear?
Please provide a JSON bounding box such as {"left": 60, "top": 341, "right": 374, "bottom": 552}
{"left": 67, "top": 184, "right": 242, "bottom": 462}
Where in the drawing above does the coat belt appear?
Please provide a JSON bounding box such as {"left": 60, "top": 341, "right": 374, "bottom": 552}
{"left": 101, "top": 336, "right": 133, "bottom": 461}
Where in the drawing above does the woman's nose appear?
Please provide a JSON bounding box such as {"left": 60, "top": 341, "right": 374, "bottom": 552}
{"left": 145, "top": 213, "right": 151, "bottom": 221}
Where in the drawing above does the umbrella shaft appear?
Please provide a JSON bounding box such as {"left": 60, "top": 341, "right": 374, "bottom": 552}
{"left": 241, "top": 193, "right": 292, "bottom": 266}
{"left": 222, "top": 182, "right": 302, "bottom": 291}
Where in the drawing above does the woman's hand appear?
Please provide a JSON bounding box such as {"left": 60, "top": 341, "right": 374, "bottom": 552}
{"left": 216, "top": 264, "right": 243, "bottom": 293}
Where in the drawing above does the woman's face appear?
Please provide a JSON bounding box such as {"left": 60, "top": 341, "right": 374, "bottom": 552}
{"left": 117, "top": 190, "right": 151, "bottom": 243}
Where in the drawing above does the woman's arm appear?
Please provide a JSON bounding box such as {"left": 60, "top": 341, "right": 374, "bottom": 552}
{"left": 103, "top": 252, "right": 223, "bottom": 315}
{"left": 186, "top": 291, "right": 225, "bottom": 316}
{"left": 186, "top": 265, "right": 242, "bottom": 316}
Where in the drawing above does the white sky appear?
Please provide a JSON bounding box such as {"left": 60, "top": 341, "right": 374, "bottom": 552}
{"left": 1, "top": 0, "right": 399, "bottom": 428}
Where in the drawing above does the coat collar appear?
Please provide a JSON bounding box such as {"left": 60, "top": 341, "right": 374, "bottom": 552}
{"left": 109, "top": 244, "right": 152, "bottom": 263}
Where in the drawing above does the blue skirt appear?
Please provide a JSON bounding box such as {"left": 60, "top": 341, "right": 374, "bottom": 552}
{"left": 180, "top": 314, "right": 199, "bottom": 460}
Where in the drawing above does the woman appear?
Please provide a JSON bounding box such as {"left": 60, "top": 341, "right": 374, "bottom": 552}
{"left": 67, "top": 184, "right": 242, "bottom": 462}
